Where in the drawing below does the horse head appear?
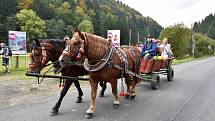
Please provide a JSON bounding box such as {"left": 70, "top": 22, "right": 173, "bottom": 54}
{"left": 29, "top": 39, "right": 49, "bottom": 73}
{"left": 56, "top": 29, "right": 86, "bottom": 73}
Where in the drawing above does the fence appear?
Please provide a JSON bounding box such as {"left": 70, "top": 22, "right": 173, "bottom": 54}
{"left": 0, "top": 54, "right": 31, "bottom": 73}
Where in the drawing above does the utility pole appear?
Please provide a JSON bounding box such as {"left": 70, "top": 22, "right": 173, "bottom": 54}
{"left": 127, "top": 14, "right": 131, "bottom": 46}
{"left": 129, "top": 29, "right": 131, "bottom": 46}
{"left": 191, "top": 24, "right": 195, "bottom": 57}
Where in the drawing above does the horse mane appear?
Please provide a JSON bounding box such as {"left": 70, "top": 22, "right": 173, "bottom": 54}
{"left": 83, "top": 33, "right": 110, "bottom": 62}
{"left": 37, "top": 39, "right": 66, "bottom": 62}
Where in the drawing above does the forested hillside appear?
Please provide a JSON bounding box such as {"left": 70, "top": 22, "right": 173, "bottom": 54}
{"left": 0, "top": 0, "right": 162, "bottom": 45}
{"left": 193, "top": 13, "right": 215, "bottom": 39}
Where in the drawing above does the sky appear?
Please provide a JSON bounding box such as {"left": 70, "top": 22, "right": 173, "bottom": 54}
{"left": 119, "top": 0, "right": 215, "bottom": 28}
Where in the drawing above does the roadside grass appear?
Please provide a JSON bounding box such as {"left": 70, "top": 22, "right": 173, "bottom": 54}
{"left": 0, "top": 54, "right": 214, "bottom": 81}
{"left": 172, "top": 55, "right": 214, "bottom": 65}
{"left": 0, "top": 55, "right": 35, "bottom": 81}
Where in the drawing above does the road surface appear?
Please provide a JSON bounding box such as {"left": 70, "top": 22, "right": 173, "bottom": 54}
{"left": 0, "top": 57, "right": 215, "bottom": 121}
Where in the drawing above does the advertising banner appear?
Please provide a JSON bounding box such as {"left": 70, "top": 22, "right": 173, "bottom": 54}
{"left": 107, "top": 30, "right": 120, "bottom": 47}
{"left": 8, "top": 31, "right": 26, "bottom": 54}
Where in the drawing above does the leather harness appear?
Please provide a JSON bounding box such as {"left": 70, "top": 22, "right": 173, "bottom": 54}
{"left": 83, "top": 43, "right": 140, "bottom": 78}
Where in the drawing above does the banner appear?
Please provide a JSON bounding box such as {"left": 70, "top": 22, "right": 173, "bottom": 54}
{"left": 107, "top": 30, "right": 120, "bottom": 47}
{"left": 8, "top": 31, "right": 26, "bottom": 54}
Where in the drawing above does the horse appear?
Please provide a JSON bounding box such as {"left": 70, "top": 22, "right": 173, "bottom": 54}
{"left": 57, "top": 30, "right": 141, "bottom": 119}
{"left": 28, "top": 39, "right": 107, "bottom": 116}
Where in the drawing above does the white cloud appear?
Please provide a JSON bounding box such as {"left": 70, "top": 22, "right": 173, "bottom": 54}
{"left": 119, "top": 0, "right": 215, "bottom": 28}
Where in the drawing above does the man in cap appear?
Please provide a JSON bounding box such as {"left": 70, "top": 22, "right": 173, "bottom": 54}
{"left": 141, "top": 35, "right": 157, "bottom": 59}
{"left": 0, "top": 43, "right": 10, "bottom": 72}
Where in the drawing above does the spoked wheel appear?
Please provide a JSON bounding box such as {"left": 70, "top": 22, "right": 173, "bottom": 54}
{"left": 167, "top": 67, "right": 174, "bottom": 81}
{"left": 151, "top": 74, "right": 160, "bottom": 90}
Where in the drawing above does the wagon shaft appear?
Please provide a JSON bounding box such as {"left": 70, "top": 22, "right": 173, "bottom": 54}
{"left": 25, "top": 72, "right": 89, "bottom": 80}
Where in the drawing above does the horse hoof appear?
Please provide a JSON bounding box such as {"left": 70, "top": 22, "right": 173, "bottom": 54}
{"left": 50, "top": 109, "right": 58, "bottom": 116}
{"left": 125, "top": 94, "right": 130, "bottom": 99}
{"left": 99, "top": 92, "right": 104, "bottom": 97}
{"left": 113, "top": 104, "right": 120, "bottom": 109}
{"left": 130, "top": 95, "right": 136, "bottom": 100}
{"left": 76, "top": 97, "right": 82, "bottom": 103}
{"left": 85, "top": 113, "right": 93, "bottom": 119}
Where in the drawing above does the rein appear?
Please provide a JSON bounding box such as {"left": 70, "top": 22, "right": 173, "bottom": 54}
{"left": 37, "top": 64, "right": 54, "bottom": 84}
{"left": 36, "top": 59, "right": 61, "bottom": 84}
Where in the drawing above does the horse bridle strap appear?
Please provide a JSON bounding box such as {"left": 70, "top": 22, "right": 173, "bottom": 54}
{"left": 84, "top": 43, "right": 114, "bottom": 72}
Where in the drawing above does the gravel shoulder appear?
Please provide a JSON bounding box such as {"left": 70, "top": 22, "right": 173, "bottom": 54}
{"left": 0, "top": 73, "right": 89, "bottom": 108}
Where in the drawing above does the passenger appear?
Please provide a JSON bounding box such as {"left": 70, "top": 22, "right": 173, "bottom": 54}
{"left": 155, "top": 39, "right": 161, "bottom": 47}
{"left": 160, "top": 38, "right": 173, "bottom": 59}
{"left": 155, "top": 39, "right": 162, "bottom": 57}
{"left": 141, "top": 35, "right": 157, "bottom": 59}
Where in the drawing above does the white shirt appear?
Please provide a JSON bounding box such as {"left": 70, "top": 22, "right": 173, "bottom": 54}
{"left": 0, "top": 47, "right": 10, "bottom": 58}
{"left": 160, "top": 44, "right": 173, "bottom": 58}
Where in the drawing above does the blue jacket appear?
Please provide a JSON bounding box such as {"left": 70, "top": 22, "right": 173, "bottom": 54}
{"left": 141, "top": 41, "right": 157, "bottom": 56}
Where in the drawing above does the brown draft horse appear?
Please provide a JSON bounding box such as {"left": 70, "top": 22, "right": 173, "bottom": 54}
{"left": 28, "top": 39, "right": 107, "bottom": 116}
{"left": 57, "top": 30, "right": 141, "bottom": 119}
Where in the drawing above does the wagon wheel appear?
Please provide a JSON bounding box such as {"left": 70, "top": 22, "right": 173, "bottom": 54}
{"left": 151, "top": 74, "right": 160, "bottom": 90}
{"left": 167, "top": 67, "right": 174, "bottom": 81}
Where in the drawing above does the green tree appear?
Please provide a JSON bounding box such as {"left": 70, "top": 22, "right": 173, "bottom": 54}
{"left": 159, "top": 24, "right": 191, "bottom": 59}
{"left": 31, "top": 0, "right": 57, "bottom": 20}
{"left": 5, "top": 16, "right": 16, "bottom": 31}
{"left": 74, "top": 6, "right": 90, "bottom": 27}
{"left": 16, "top": 9, "right": 47, "bottom": 39}
{"left": 194, "top": 33, "right": 215, "bottom": 57}
{"left": 17, "top": 0, "right": 163, "bottom": 42}
{"left": 46, "top": 19, "right": 67, "bottom": 39}
{"left": 193, "top": 13, "right": 215, "bottom": 39}
{"left": 0, "top": 0, "right": 17, "bottom": 40}
{"left": 78, "top": 20, "right": 94, "bottom": 33}
{"left": 78, "top": 0, "right": 87, "bottom": 12}
{"left": 18, "top": 0, "right": 32, "bottom": 10}
{"left": 207, "top": 21, "right": 215, "bottom": 39}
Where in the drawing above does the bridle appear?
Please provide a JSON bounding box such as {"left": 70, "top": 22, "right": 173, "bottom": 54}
{"left": 62, "top": 44, "right": 81, "bottom": 61}
{"left": 31, "top": 46, "right": 54, "bottom": 72}
{"left": 55, "top": 34, "right": 87, "bottom": 74}
{"left": 30, "top": 45, "right": 59, "bottom": 84}
{"left": 61, "top": 34, "right": 87, "bottom": 62}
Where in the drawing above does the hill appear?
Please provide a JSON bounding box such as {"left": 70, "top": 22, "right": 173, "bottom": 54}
{"left": 0, "top": 0, "right": 163, "bottom": 45}
{"left": 193, "top": 13, "right": 215, "bottom": 39}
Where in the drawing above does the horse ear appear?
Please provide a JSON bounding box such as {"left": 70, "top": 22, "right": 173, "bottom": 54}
{"left": 78, "top": 31, "right": 85, "bottom": 40}
{"left": 73, "top": 28, "right": 85, "bottom": 40}
{"left": 34, "top": 39, "right": 41, "bottom": 47}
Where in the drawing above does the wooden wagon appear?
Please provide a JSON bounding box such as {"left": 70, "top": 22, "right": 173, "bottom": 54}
{"left": 139, "top": 57, "right": 174, "bottom": 90}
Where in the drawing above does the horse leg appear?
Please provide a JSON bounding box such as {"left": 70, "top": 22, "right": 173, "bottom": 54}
{"left": 110, "top": 79, "right": 120, "bottom": 109}
{"left": 50, "top": 80, "right": 73, "bottom": 116}
{"left": 74, "top": 79, "right": 83, "bottom": 103}
{"left": 130, "top": 77, "right": 139, "bottom": 99}
{"left": 99, "top": 81, "right": 107, "bottom": 97}
{"left": 124, "top": 76, "right": 132, "bottom": 99}
{"left": 85, "top": 79, "right": 98, "bottom": 119}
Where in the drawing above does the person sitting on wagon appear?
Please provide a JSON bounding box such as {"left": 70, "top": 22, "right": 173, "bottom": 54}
{"left": 141, "top": 35, "right": 157, "bottom": 59}
{"left": 160, "top": 38, "right": 173, "bottom": 59}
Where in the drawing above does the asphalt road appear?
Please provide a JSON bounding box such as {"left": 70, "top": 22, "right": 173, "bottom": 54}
{"left": 1, "top": 57, "right": 215, "bottom": 121}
